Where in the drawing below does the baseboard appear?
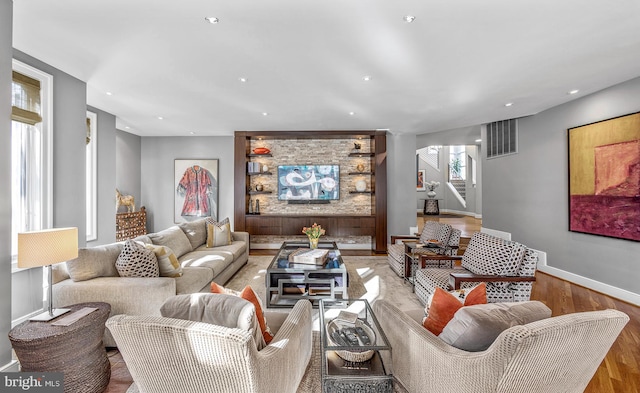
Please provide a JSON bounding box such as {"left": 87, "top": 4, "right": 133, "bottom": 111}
{"left": 538, "top": 264, "right": 640, "bottom": 306}
{"left": 480, "top": 227, "right": 512, "bottom": 240}
{"left": 1, "top": 360, "right": 19, "bottom": 372}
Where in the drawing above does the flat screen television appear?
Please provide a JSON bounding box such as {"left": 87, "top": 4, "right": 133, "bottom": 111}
{"left": 277, "top": 165, "right": 340, "bottom": 201}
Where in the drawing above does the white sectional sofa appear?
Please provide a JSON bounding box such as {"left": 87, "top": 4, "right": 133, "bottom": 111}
{"left": 51, "top": 218, "right": 249, "bottom": 346}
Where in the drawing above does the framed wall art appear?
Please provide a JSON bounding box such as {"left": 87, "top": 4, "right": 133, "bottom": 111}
{"left": 417, "top": 169, "right": 426, "bottom": 191}
{"left": 174, "top": 159, "right": 219, "bottom": 223}
{"left": 568, "top": 111, "right": 640, "bottom": 242}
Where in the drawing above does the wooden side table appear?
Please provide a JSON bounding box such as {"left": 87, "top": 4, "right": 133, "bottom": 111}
{"left": 9, "top": 302, "right": 111, "bottom": 393}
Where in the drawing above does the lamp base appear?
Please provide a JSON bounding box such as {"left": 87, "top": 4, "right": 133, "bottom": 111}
{"left": 29, "top": 308, "right": 71, "bottom": 322}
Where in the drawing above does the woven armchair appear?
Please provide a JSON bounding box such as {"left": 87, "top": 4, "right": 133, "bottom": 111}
{"left": 106, "top": 299, "right": 312, "bottom": 393}
{"left": 373, "top": 300, "right": 629, "bottom": 393}
{"left": 414, "top": 232, "right": 537, "bottom": 305}
{"left": 388, "top": 221, "right": 461, "bottom": 278}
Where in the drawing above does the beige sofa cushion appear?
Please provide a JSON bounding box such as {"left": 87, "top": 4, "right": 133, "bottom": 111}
{"left": 439, "top": 301, "right": 552, "bottom": 351}
{"left": 174, "top": 266, "right": 213, "bottom": 294}
{"left": 179, "top": 251, "right": 231, "bottom": 276}
{"left": 179, "top": 219, "right": 208, "bottom": 250}
{"left": 148, "top": 226, "right": 193, "bottom": 258}
{"left": 160, "top": 293, "right": 266, "bottom": 349}
{"left": 145, "top": 244, "right": 183, "bottom": 277}
{"left": 66, "top": 243, "right": 122, "bottom": 282}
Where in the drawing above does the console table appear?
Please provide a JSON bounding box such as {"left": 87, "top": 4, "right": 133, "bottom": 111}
{"left": 9, "top": 302, "right": 111, "bottom": 393}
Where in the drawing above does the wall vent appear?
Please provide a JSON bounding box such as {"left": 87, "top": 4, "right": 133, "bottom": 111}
{"left": 486, "top": 118, "right": 518, "bottom": 158}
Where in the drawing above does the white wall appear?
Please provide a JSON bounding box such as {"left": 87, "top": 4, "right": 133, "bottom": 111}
{"left": 87, "top": 106, "right": 117, "bottom": 246}
{"left": 387, "top": 133, "right": 417, "bottom": 237}
{"left": 1, "top": 0, "right": 14, "bottom": 370}
{"left": 483, "top": 76, "right": 640, "bottom": 299}
{"left": 140, "top": 136, "right": 235, "bottom": 232}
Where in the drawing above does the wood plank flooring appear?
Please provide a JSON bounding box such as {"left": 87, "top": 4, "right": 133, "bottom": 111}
{"left": 104, "top": 215, "right": 639, "bottom": 393}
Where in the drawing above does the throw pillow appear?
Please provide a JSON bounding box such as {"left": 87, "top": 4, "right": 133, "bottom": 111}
{"left": 161, "top": 293, "right": 267, "bottom": 350}
{"left": 115, "top": 240, "right": 159, "bottom": 278}
{"left": 179, "top": 219, "right": 208, "bottom": 250}
{"left": 144, "top": 244, "right": 183, "bottom": 277}
{"left": 148, "top": 226, "right": 193, "bottom": 258}
{"left": 66, "top": 243, "right": 123, "bottom": 282}
{"left": 439, "top": 301, "right": 552, "bottom": 351}
{"left": 422, "top": 283, "right": 487, "bottom": 336}
{"left": 206, "top": 217, "right": 232, "bottom": 247}
{"left": 211, "top": 282, "right": 274, "bottom": 344}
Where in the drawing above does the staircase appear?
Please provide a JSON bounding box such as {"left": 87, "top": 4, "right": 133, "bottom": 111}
{"left": 450, "top": 179, "right": 466, "bottom": 200}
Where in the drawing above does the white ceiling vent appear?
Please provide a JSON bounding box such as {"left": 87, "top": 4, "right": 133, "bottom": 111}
{"left": 486, "top": 118, "right": 518, "bottom": 158}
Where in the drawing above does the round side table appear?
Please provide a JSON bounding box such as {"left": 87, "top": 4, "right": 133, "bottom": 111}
{"left": 9, "top": 302, "right": 111, "bottom": 393}
{"left": 423, "top": 199, "right": 441, "bottom": 215}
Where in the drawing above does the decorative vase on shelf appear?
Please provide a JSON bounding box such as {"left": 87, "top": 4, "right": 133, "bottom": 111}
{"left": 356, "top": 163, "right": 365, "bottom": 172}
{"left": 308, "top": 237, "right": 319, "bottom": 249}
{"left": 426, "top": 181, "right": 440, "bottom": 199}
{"left": 355, "top": 179, "right": 367, "bottom": 192}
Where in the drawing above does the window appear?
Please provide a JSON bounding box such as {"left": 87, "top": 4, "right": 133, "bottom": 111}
{"left": 86, "top": 111, "right": 97, "bottom": 241}
{"left": 11, "top": 60, "right": 53, "bottom": 264}
{"left": 449, "top": 146, "right": 466, "bottom": 181}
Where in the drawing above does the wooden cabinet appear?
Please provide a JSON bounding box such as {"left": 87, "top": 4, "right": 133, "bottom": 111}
{"left": 116, "top": 207, "right": 147, "bottom": 241}
{"left": 234, "top": 131, "right": 387, "bottom": 253}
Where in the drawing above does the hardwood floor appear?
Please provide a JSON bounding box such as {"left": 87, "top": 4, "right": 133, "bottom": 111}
{"left": 104, "top": 215, "right": 640, "bottom": 393}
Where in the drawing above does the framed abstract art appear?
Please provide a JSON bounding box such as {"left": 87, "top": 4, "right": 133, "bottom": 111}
{"left": 417, "top": 169, "right": 426, "bottom": 191}
{"left": 174, "top": 159, "right": 219, "bottom": 223}
{"left": 568, "top": 111, "right": 640, "bottom": 241}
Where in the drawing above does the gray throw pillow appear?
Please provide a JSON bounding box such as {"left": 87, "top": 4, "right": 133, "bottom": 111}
{"left": 179, "top": 219, "right": 208, "bottom": 250}
{"left": 439, "top": 301, "right": 552, "bottom": 352}
{"left": 148, "top": 226, "right": 193, "bottom": 258}
{"left": 161, "top": 293, "right": 267, "bottom": 350}
{"left": 66, "top": 243, "right": 123, "bottom": 282}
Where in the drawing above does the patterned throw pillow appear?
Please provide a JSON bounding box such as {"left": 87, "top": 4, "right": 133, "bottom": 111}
{"left": 422, "top": 283, "right": 487, "bottom": 336}
{"left": 206, "top": 217, "right": 232, "bottom": 247}
{"left": 211, "top": 282, "right": 274, "bottom": 344}
{"left": 144, "top": 244, "right": 183, "bottom": 277}
{"left": 115, "top": 240, "right": 159, "bottom": 278}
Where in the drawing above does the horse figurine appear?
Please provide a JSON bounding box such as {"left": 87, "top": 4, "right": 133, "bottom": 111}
{"left": 116, "top": 189, "right": 135, "bottom": 213}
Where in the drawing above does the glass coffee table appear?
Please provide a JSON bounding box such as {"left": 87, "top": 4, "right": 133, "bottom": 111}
{"left": 265, "top": 241, "right": 348, "bottom": 308}
{"left": 319, "top": 299, "right": 393, "bottom": 393}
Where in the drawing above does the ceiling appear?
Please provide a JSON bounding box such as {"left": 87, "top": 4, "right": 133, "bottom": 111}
{"left": 11, "top": 0, "right": 640, "bottom": 138}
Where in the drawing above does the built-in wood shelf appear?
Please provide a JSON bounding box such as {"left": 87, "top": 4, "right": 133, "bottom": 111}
{"left": 347, "top": 172, "right": 374, "bottom": 175}
{"left": 248, "top": 171, "right": 273, "bottom": 176}
{"left": 248, "top": 191, "right": 273, "bottom": 195}
{"left": 349, "top": 191, "right": 374, "bottom": 194}
{"left": 247, "top": 153, "right": 273, "bottom": 157}
{"left": 348, "top": 152, "right": 375, "bottom": 157}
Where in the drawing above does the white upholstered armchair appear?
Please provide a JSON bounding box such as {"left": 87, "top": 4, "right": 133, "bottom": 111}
{"left": 414, "top": 232, "right": 537, "bottom": 305}
{"left": 388, "top": 221, "right": 461, "bottom": 278}
{"left": 374, "top": 300, "right": 629, "bottom": 393}
{"left": 106, "top": 299, "right": 313, "bottom": 393}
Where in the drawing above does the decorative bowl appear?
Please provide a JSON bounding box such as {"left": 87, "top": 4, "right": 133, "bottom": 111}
{"left": 326, "top": 319, "right": 376, "bottom": 362}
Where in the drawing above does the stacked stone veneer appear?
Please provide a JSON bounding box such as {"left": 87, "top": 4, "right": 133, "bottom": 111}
{"left": 248, "top": 138, "right": 374, "bottom": 215}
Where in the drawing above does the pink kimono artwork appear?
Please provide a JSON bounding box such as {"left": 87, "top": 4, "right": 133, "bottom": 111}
{"left": 176, "top": 165, "right": 217, "bottom": 218}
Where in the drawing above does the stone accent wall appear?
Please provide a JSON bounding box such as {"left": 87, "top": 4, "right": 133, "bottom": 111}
{"left": 248, "top": 138, "right": 374, "bottom": 215}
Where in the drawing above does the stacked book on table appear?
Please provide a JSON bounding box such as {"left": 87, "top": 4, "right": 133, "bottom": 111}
{"left": 288, "top": 248, "right": 329, "bottom": 265}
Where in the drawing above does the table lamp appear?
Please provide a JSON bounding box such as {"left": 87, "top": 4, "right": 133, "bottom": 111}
{"left": 18, "top": 227, "right": 78, "bottom": 321}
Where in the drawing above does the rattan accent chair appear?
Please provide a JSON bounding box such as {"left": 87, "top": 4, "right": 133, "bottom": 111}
{"left": 374, "top": 300, "right": 629, "bottom": 393}
{"left": 414, "top": 232, "right": 537, "bottom": 305}
{"left": 388, "top": 221, "right": 461, "bottom": 278}
{"left": 106, "top": 299, "right": 312, "bottom": 393}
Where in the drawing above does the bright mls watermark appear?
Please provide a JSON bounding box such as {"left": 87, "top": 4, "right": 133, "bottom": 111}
{"left": 0, "top": 373, "right": 63, "bottom": 392}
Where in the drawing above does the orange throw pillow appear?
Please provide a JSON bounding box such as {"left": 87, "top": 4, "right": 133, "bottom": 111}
{"left": 211, "top": 282, "right": 274, "bottom": 344}
{"left": 422, "top": 283, "right": 487, "bottom": 336}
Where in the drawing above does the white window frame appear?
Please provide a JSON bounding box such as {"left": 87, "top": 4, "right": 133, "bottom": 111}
{"left": 11, "top": 59, "right": 53, "bottom": 270}
{"left": 86, "top": 111, "right": 98, "bottom": 241}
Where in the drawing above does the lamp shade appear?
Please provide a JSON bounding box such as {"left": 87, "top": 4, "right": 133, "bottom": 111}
{"left": 17, "top": 227, "right": 78, "bottom": 268}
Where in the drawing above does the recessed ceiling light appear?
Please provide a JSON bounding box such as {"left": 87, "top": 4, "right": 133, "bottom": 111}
{"left": 568, "top": 89, "right": 580, "bottom": 95}
{"left": 403, "top": 15, "right": 416, "bottom": 23}
{"left": 205, "top": 17, "right": 219, "bottom": 24}
{"left": 475, "top": 139, "right": 482, "bottom": 143}
{"left": 504, "top": 102, "right": 513, "bottom": 107}
{"left": 239, "top": 77, "right": 247, "bottom": 82}
{"left": 262, "top": 112, "right": 268, "bottom": 116}
{"left": 363, "top": 75, "right": 372, "bottom": 81}
{"left": 157, "top": 116, "right": 164, "bottom": 120}
{"left": 125, "top": 126, "right": 130, "bottom": 129}
{"left": 349, "top": 111, "right": 356, "bottom": 116}
{"left": 106, "top": 92, "right": 112, "bottom": 96}
{"left": 189, "top": 131, "right": 196, "bottom": 135}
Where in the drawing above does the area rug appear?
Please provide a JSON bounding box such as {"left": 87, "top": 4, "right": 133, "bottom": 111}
{"left": 226, "top": 255, "right": 420, "bottom": 393}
